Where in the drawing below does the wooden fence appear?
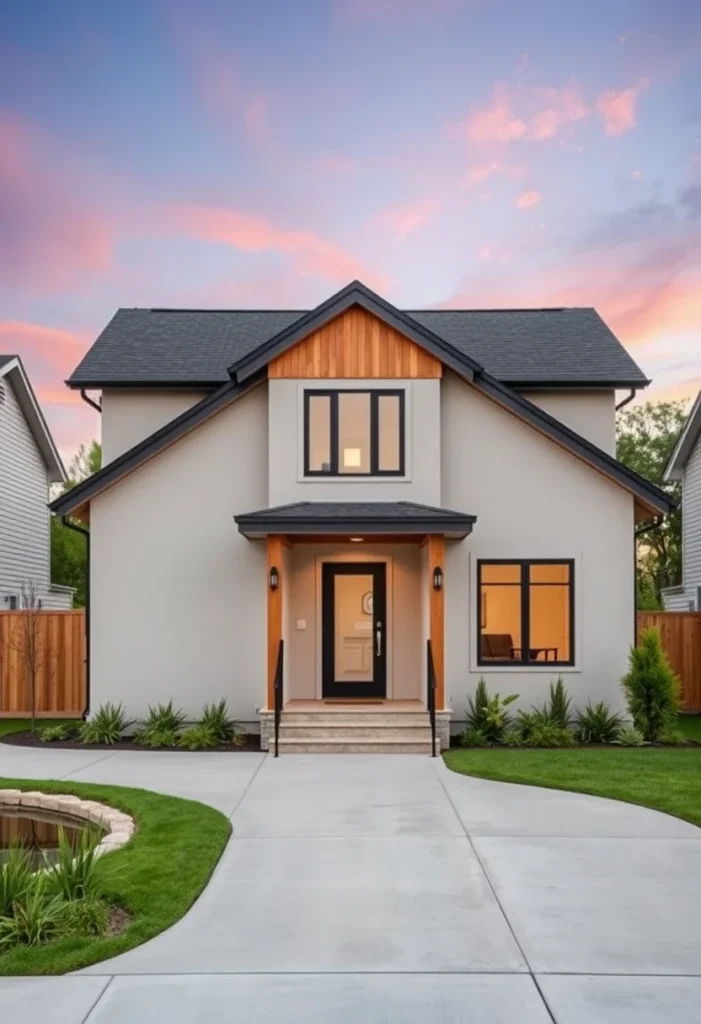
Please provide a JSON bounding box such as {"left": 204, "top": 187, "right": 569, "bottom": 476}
{"left": 0, "top": 610, "right": 86, "bottom": 717}
{"left": 637, "top": 612, "right": 701, "bottom": 713}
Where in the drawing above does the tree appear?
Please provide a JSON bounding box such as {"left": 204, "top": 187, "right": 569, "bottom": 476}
{"left": 50, "top": 441, "right": 101, "bottom": 607}
{"left": 0, "top": 581, "right": 53, "bottom": 733}
{"left": 621, "top": 627, "right": 680, "bottom": 740}
{"left": 616, "top": 401, "right": 687, "bottom": 607}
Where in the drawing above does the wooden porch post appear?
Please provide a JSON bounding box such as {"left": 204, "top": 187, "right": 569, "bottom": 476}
{"left": 428, "top": 535, "right": 445, "bottom": 710}
{"left": 266, "top": 535, "right": 283, "bottom": 710}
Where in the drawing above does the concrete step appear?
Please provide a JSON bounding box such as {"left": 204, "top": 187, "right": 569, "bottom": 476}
{"left": 279, "top": 724, "right": 433, "bottom": 741}
{"left": 280, "top": 711, "right": 430, "bottom": 725}
{"left": 275, "top": 737, "right": 435, "bottom": 754}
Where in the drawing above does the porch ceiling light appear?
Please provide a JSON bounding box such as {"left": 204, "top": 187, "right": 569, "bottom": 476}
{"left": 343, "top": 447, "right": 362, "bottom": 468}
{"left": 349, "top": 537, "right": 364, "bottom": 542}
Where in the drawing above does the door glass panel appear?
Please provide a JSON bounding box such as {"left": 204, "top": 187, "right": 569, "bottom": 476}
{"left": 308, "top": 394, "right": 331, "bottom": 472}
{"left": 338, "top": 392, "right": 371, "bottom": 473}
{"left": 378, "top": 394, "right": 401, "bottom": 471}
{"left": 334, "top": 574, "right": 373, "bottom": 682}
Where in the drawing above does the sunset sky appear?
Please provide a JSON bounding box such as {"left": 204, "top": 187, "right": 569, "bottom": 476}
{"left": 2, "top": 0, "right": 700, "bottom": 461}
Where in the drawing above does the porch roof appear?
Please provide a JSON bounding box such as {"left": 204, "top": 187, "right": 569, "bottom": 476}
{"left": 234, "top": 501, "right": 477, "bottom": 539}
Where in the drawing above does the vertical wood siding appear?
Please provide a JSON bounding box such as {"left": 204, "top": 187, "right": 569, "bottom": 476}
{"left": 637, "top": 612, "right": 701, "bottom": 711}
{"left": 0, "top": 377, "right": 52, "bottom": 601}
{"left": 0, "top": 610, "right": 86, "bottom": 716}
{"left": 268, "top": 307, "right": 443, "bottom": 379}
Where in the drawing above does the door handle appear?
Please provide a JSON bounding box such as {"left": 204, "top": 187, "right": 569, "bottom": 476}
{"left": 376, "top": 621, "right": 382, "bottom": 657}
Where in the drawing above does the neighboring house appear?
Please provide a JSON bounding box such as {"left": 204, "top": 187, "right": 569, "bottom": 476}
{"left": 50, "top": 282, "right": 672, "bottom": 750}
{"left": 662, "top": 389, "right": 701, "bottom": 611}
{"left": 0, "top": 355, "right": 73, "bottom": 610}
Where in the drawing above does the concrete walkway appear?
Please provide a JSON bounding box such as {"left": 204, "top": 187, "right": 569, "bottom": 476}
{"left": 1, "top": 744, "right": 700, "bottom": 1023}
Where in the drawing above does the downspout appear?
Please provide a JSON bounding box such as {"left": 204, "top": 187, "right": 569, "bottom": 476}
{"left": 62, "top": 517, "right": 91, "bottom": 719}
{"left": 616, "top": 388, "right": 636, "bottom": 411}
{"left": 80, "top": 389, "right": 102, "bottom": 414}
{"left": 633, "top": 514, "right": 663, "bottom": 645}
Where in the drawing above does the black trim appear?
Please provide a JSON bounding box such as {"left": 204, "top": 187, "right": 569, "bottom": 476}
{"left": 227, "top": 280, "right": 481, "bottom": 383}
{"left": 322, "top": 562, "right": 387, "bottom": 699}
{"left": 509, "top": 379, "right": 650, "bottom": 390}
{"left": 67, "top": 380, "right": 222, "bottom": 390}
{"left": 303, "top": 389, "right": 405, "bottom": 477}
{"left": 477, "top": 559, "right": 575, "bottom": 668}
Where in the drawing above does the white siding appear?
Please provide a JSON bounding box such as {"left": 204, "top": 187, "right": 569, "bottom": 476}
{"left": 267, "top": 378, "right": 441, "bottom": 506}
{"left": 522, "top": 390, "right": 616, "bottom": 454}
{"left": 663, "top": 433, "right": 701, "bottom": 610}
{"left": 0, "top": 377, "right": 52, "bottom": 604}
{"left": 90, "top": 384, "right": 269, "bottom": 723}
{"left": 441, "top": 372, "right": 635, "bottom": 718}
{"left": 101, "top": 389, "right": 208, "bottom": 464}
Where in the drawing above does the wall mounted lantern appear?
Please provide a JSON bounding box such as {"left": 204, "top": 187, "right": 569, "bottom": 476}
{"left": 269, "top": 566, "right": 279, "bottom": 591}
{"left": 432, "top": 566, "right": 443, "bottom": 591}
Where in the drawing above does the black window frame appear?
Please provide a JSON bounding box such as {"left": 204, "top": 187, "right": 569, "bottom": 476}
{"left": 477, "top": 558, "right": 575, "bottom": 667}
{"left": 303, "top": 389, "right": 406, "bottom": 477}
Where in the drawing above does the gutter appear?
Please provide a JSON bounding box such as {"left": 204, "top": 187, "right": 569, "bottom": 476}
{"left": 633, "top": 514, "right": 663, "bottom": 643}
{"left": 61, "top": 517, "right": 91, "bottom": 719}
{"left": 80, "top": 389, "right": 102, "bottom": 414}
{"left": 616, "top": 388, "right": 636, "bottom": 412}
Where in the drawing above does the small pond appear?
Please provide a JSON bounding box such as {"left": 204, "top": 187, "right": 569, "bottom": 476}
{"left": 0, "top": 808, "right": 98, "bottom": 868}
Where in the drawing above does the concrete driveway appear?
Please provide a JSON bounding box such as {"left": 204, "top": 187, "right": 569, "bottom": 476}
{"left": 1, "top": 744, "right": 700, "bottom": 1023}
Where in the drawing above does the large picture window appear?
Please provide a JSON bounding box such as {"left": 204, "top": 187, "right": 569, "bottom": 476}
{"left": 477, "top": 560, "right": 574, "bottom": 666}
{"left": 304, "top": 390, "right": 405, "bottom": 477}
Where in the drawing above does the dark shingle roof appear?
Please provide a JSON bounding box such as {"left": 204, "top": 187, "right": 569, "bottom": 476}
{"left": 234, "top": 501, "right": 477, "bottom": 538}
{"left": 68, "top": 306, "right": 648, "bottom": 388}
{"left": 0, "top": 354, "right": 17, "bottom": 371}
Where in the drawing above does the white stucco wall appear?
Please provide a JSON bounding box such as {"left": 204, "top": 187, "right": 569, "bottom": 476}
{"left": 267, "top": 378, "right": 441, "bottom": 506}
{"left": 90, "top": 384, "right": 269, "bottom": 723}
{"left": 100, "top": 389, "right": 208, "bottom": 464}
{"left": 285, "top": 543, "right": 423, "bottom": 701}
{"left": 442, "top": 372, "right": 635, "bottom": 720}
{"left": 522, "top": 389, "right": 616, "bottom": 454}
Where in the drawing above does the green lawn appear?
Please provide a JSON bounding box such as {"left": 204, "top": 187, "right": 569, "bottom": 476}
{"left": 678, "top": 715, "right": 701, "bottom": 742}
{"left": 0, "top": 720, "right": 80, "bottom": 738}
{"left": 0, "top": 778, "right": 231, "bottom": 975}
{"left": 444, "top": 744, "right": 701, "bottom": 829}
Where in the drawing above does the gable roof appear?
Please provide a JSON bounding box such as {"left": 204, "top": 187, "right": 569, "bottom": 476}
{"left": 50, "top": 286, "right": 673, "bottom": 523}
{"left": 66, "top": 282, "right": 649, "bottom": 390}
{"left": 0, "top": 355, "right": 66, "bottom": 483}
{"left": 664, "top": 389, "right": 701, "bottom": 481}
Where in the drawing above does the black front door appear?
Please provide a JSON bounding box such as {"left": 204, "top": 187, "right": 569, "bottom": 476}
{"left": 322, "top": 563, "right": 387, "bottom": 699}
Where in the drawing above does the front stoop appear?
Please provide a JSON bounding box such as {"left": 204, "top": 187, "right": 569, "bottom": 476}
{"left": 259, "top": 708, "right": 451, "bottom": 754}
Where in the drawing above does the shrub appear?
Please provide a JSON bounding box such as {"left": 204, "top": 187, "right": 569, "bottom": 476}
{"left": 621, "top": 627, "right": 680, "bottom": 741}
{"left": 56, "top": 894, "right": 108, "bottom": 937}
{"left": 615, "top": 725, "right": 646, "bottom": 747}
{"left": 502, "top": 729, "right": 523, "bottom": 747}
{"left": 136, "top": 727, "right": 179, "bottom": 749}
{"left": 543, "top": 677, "right": 573, "bottom": 729}
{"left": 199, "top": 700, "right": 238, "bottom": 742}
{"left": 79, "top": 703, "right": 128, "bottom": 745}
{"left": 0, "top": 843, "right": 33, "bottom": 918}
{"left": 512, "top": 708, "right": 551, "bottom": 743}
{"left": 466, "top": 678, "right": 519, "bottom": 742}
{"left": 575, "top": 701, "right": 623, "bottom": 744}
{"left": 44, "top": 826, "right": 103, "bottom": 902}
{"left": 133, "top": 701, "right": 187, "bottom": 747}
{"left": 460, "top": 727, "right": 489, "bottom": 748}
{"left": 658, "top": 727, "right": 686, "bottom": 746}
{"left": 179, "top": 724, "right": 219, "bottom": 750}
{"left": 0, "top": 878, "right": 63, "bottom": 949}
{"left": 38, "top": 724, "right": 70, "bottom": 743}
{"left": 523, "top": 723, "right": 574, "bottom": 748}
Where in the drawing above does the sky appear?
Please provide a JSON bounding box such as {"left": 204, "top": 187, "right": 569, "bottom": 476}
{"left": 2, "top": 0, "right": 701, "bottom": 461}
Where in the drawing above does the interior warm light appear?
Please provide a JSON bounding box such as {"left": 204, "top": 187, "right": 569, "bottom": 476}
{"left": 343, "top": 447, "right": 362, "bottom": 468}
{"left": 349, "top": 537, "right": 364, "bottom": 543}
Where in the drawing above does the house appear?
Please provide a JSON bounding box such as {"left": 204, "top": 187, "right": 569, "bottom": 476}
{"left": 0, "top": 355, "right": 73, "bottom": 610}
{"left": 662, "top": 389, "right": 701, "bottom": 611}
{"left": 49, "top": 282, "right": 672, "bottom": 750}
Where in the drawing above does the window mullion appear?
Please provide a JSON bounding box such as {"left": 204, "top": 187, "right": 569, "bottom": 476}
{"left": 370, "top": 392, "right": 379, "bottom": 475}
{"left": 330, "top": 393, "right": 339, "bottom": 474}
{"left": 521, "top": 562, "right": 529, "bottom": 665}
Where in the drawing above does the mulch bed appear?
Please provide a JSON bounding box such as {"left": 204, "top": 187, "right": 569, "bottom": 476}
{"left": 0, "top": 731, "right": 261, "bottom": 752}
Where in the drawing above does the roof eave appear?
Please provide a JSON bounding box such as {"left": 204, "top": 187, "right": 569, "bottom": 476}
{"left": 663, "top": 390, "right": 701, "bottom": 481}
{"left": 0, "top": 357, "right": 66, "bottom": 482}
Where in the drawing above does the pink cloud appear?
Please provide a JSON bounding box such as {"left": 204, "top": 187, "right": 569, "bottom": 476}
{"left": 373, "top": 198, "right": 441, "bottom": 240}
{"left": 515, "top": 189, "right": 541, "bottom": 209}
{"left": 462, "top": 161, "right": 526, "bottom": 188}
{"left": 460, "top": 82, "right": 590, "bottom": 145}
{"left": 596, "top": 80, "right": 648, "bottom": 135}
{"left": 464, "top": 83, "right": 527, "bottom": 142}
{"left": 0, "top": 321, "right": 87, "bottom": 374}
{"left": 170, "top": 204, "right": 388, "bottom": 289}
{"left": 0, "top": 114, "right": 114, "bottom": 291}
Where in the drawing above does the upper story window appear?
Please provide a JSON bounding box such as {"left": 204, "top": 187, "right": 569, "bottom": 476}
{"left": 478, "top": 560, "right": 574, "bottom": 667}
{"left": 304, "top": 389, "right": 405, "bottom": 476}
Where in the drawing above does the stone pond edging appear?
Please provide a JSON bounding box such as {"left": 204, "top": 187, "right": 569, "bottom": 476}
{"left": 0, "top": 788, "right": 135, "bottom": 856}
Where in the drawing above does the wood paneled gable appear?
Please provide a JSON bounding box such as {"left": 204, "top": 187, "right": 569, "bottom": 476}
{"left": 268, "top": 306, "right": 443, "bottom": 380}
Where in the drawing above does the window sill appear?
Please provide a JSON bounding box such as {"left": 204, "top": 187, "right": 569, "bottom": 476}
{"left": 472, "top": 664, "right": 580, "bottom": 674}
{"left": 298, "top": 475, "right": 412, "bottom": 484}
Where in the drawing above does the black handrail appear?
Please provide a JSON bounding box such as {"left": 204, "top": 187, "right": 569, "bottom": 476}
{"left": 273, "top": 639, "right": 284, "bottom": 757}
{"left": 426, "top": 639, "right": 437, "bottom": 757}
